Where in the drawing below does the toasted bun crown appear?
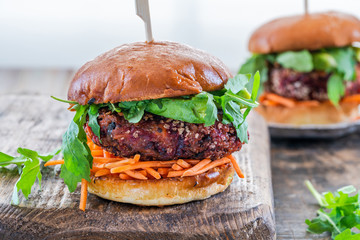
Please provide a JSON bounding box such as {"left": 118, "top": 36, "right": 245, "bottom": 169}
{"left": 249, "top": 11, "right": 360, "bottom": 54}
{"left": 68, "top": 41, "right": 232, "bottom": 104}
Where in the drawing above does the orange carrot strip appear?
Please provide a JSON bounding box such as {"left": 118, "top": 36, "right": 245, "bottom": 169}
{"left": 262, "top": 99, "right": 280, "bottom": 107}
{"left": 182, "top": 159, "right": 211, "bottom": 176}
{"left": 266, "top": 93, "right": 295, "bottom": 108}
{"left": 177, "top": 159, "right": 191, "bottom": 169}
{"left": 342, "top": 94, "right": 360, "bottom": 103}
{"left": 94, "top": 169, "right": 111, "bottom": 177}
{"left": 133, "top": 154, "right": 141, "bottom": 163}
{"left": 259, "top": 94, "right": 267, "bottom": 102}
{"left": 139, "top": 169, "right": 147, "bottom": 177}
{"left": 104, "top": 158, "right": 136, "bottom": 169}
{"left": 228, "top": 155, "right": 244, "bottom": 178}
{"left": 171, "top": 164, "right": 183, "bottom": 171}
{"left": 182, "top": 157, "right": 230, "bottom": 177}
{"left": 157, "top": 168, "right": 170, "bottom": 176}
{"left": 184, "top": 160, "right": 201, "bottom": 165}
{"left": 167, "top": 170, "right": 186, "bottom": 178}
{"left": 110, "top": 161, "right": 177, "bottom": 173}
{"left": 103, "top": 151, "right": 116, "bottom": 158}
{"left": 124, "top": 170, "right": 147, "bottom": 180}
{"left": 145, "top": 167, "right": 161, "bottom": 179}
{"left": 79, "top": 179, "right": 88, "bottom": 211}
{"left": 91, "top": 150, "right": 104, "bottom": 157}
{"left": 93, "top": 157, "right": 126, "bottom": 164}
{"left": 44, "top": 159, "right": 64, "bottom": 167}
{"left": 67, "top": 104, "right": 76, "bottom": 111}
{"left": 119, "top": 173, "right": 133, "bottom": 180}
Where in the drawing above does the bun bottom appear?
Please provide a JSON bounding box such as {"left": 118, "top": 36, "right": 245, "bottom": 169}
{"left": 88, "top": 164, "right": 234, "bottom": 206}
{"left": 256, "top": 101, "right": 360, "bottom": 125}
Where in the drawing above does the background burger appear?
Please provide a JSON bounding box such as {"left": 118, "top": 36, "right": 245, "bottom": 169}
{"left": 239, "top": 11, "right": 360, "bottom": 125}
{"left": 53, "top": 41, "right": 259, "bottom": 209}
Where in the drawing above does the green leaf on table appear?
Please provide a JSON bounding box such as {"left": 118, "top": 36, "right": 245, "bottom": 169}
{"left": 305, "top": 180, "right": 360, "bottom": 239}
{"left": 1, "top": 146, "right": 61, "bottom": 205}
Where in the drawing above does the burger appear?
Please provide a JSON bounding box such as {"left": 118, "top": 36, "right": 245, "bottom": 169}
{"left": 239, "top": 11, "right": 360, "bottom": 125}
{"left": 53, "top": 41, "right": 259, "bottom": 210}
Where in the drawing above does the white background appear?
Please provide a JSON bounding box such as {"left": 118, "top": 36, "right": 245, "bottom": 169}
{"left": 0, "top": 0, "right": 360, "bottom": 72}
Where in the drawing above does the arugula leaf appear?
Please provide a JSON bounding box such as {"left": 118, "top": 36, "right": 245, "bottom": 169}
{"left": 355, "top": 47, "right": 360, "bottom": 62}
{"left": 88, "top": 104, "right": 101, "bottom": 140}
{"left": 204, "top": 93, "right": 218, "bottom": 127}
{"left": 334, "top": 229, "right": 360, "bottom": 240}
{"left": 238, "top": 54, "right": 272, "bottom": 96}
{"left": 60, "top": 105, "right": 92, "bottom": 192}
{"left": 327, "top": 73, "right": 345, "bottom": 106}
{"left": 146, "top": 92, "right": 212, "bottom": 124}
{"left": 328, "top": 47, "right": 356, "bottom": 81}
{"left": 0, "top": 147, "right": 61, "bottom": 205}
{"left": 0, "top": 152, "right": 15, "bottom": 166}
{"left": 276, "top": 50, "right": 314, "bottom": 72}
{"left": 305, "top": 180, "right": 360, "bottom": 239}
{"left": 51, "top": 96, "right": 78, "bottom": 104}
{"left": 118, "top": 101, "right": 148, "bottom": 123}
{"left": 313, "top": 52, "right": 337, "bottom": 72}
{"left": 224, "top": 74, "right": 251, "bottom": 94}
{"left": 251, "top": 71, "right": 261, "bottom": 102}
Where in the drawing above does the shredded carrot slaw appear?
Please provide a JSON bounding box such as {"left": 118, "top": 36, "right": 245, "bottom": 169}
{"left": 44, "top": 136, "right": 245, "bottom": 211}
{"left": 260, "top": 93, "right": 360, "bottom": 107}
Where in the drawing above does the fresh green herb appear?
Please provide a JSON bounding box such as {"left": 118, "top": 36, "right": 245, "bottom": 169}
{"left": 276, "top": 50, "right": 314, "bottom": 72}
{"left": 0, "top": 147, "right": 60, "bottom": 204}
{"left": 355, "top": 47, "right": 360, "bottom": 62}
{"left": 328, "top": 47, "right": 356, "bottom": 81}
{"left": 239, "top": 46, "right": 359, "bottom": 104}
{"left": 305, "top": 180, "right": 360, "bottom": 239}
{"left": 327, "top": 73, "right": 346, "bottom": 106}
{"left": 60, "top": 105, "right": 92, "bottom": 192}
{"left": 313, "top": 52, "right": 337, "bottom": 72}
{"left": 51, "top": 96, "right": 78, "bottom": 104}
{"left": 88, "top": 104, "right": 101, "bottom": 140}
{"left": 238, "top": 54, "right": 274, "bottom": 95}
{"left": 146, "top": 92, "right": 217, "bottom": 126}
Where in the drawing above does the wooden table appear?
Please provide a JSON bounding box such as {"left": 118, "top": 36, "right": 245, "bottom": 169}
{"left": 1, "top": 69, "right": 360, "bottom": 239}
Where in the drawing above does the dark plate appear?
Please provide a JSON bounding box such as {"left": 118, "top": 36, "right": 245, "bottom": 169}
{"left": 269, "top": 120, "right": 360, "bottom": 139}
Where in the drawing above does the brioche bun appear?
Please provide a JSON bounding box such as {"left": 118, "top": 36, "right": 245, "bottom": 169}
{"left": 249, "top": 11, "right": 360, "bottom": 54}
{"left": 68, "top": 41, "right": 232, "bottom": 105}
{"left": 256, "top": 101, "right": 360, "bottom": 125}
{"left": 88, "top": 164, "right": 234, "bottom": 206}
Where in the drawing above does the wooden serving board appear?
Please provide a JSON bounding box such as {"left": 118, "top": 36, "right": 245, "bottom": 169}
{"left": 0, "top": 95, "right": 275, "bottom": 240}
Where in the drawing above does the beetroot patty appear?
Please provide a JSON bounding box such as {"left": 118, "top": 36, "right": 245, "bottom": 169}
{"left": 265, "top": 63, "right": 360, "bottom": 101}
{"left": 86, "top": 109, "right": 243, "bottom": 161}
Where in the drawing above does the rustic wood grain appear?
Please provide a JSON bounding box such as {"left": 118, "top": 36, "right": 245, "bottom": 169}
{"left": 0, "top": 95, "right": 275, "bottom": 240}
{"left": 272, "top": 133, "right": 360, "bottom": 240}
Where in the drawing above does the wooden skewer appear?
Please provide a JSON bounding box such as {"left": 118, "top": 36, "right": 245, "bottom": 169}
{"left": 135, "top": 0, "right": 154, "bottom": 42}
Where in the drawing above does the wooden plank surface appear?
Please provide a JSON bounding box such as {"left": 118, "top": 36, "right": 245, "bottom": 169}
{"left": 0, "top": 95, "right": 275, "bottom": 239}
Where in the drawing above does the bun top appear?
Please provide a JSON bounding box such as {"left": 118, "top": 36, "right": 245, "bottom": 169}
{"left": 249, "top": 11, "right": 360, "bottom": 54}
{"left": 68, "top": 41, "right": 232, "bottom": 105}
